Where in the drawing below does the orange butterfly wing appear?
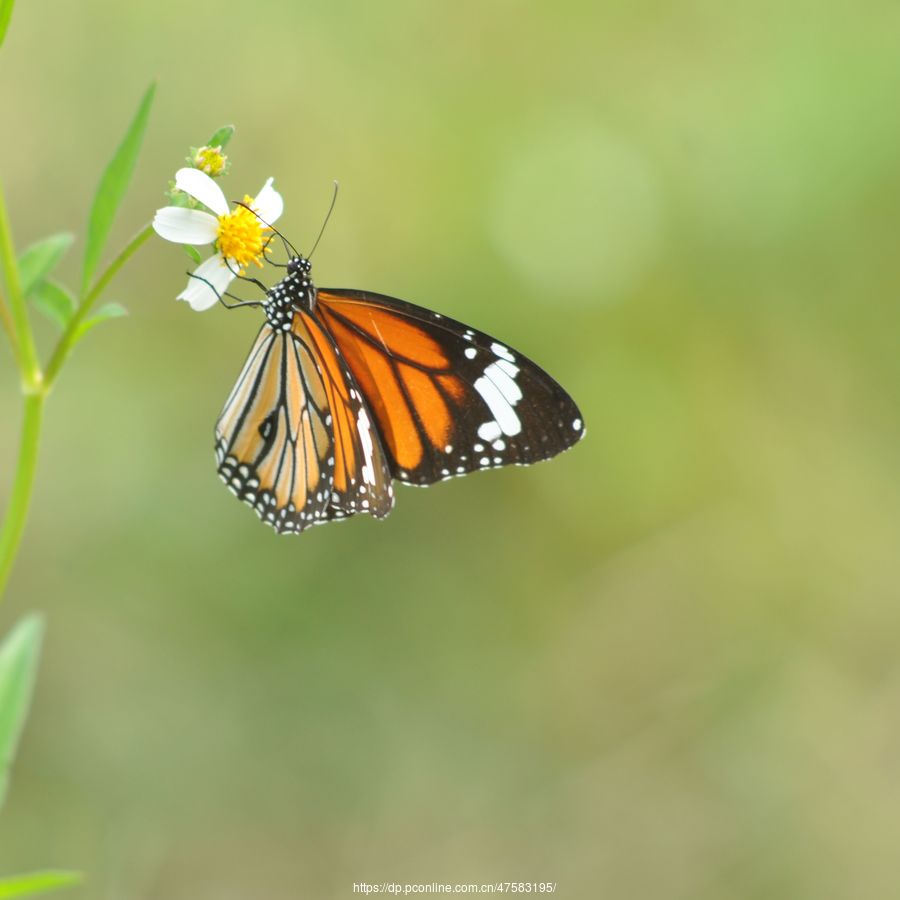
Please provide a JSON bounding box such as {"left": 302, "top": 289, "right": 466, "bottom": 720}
{"left": 294, "top": 309, "right": 394, "bottom": 523}
{"left": 315, "top": 289, "right": 585, "bottom": 486}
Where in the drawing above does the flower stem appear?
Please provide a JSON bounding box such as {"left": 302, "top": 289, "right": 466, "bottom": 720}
{"left": 0, "top": 175, "right": 41, "bottom": 392}
{"left": 0, "top": 392, "right": 45, "bottom": 599}
{"left": 44, "top": 222, "right": 152, "bottom": 388}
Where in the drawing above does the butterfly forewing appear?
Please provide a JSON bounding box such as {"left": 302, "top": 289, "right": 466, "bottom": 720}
{"left": 315, "top": 289, "right": 586, "bottom": 486}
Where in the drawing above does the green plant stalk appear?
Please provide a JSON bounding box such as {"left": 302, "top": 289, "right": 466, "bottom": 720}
{"left": 0, "top": 223, "right": 152, "bottom": 600}
{"left": 44, "top": 223, "right": 152, "bottom": 388}
{"left": 0, "top": 291, "right": 19, "bottom": 366}
{"left": 0, "top": 393, "right": 44, "bottom": 599}
{"left": 0, "top": 177, "right": 40, "bottom": 392}
{"left": 0, "top": 174, "right": 44, "bottom": 602}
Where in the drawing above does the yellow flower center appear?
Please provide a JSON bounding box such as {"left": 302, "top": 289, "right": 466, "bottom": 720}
{"left": 216, "top": 196, "right": 272, "bottom": 272}
{"left": 194, "top": 145, "right": 227, "bottom": 176}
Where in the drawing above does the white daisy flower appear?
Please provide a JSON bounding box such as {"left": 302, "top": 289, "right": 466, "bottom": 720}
{"left": 153, "top": 167, "right": 284, "bottom": 311}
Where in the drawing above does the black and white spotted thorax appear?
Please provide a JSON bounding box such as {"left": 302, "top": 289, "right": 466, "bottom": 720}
{"left": 264, "top": 256, "right": 315, "bottom": 330}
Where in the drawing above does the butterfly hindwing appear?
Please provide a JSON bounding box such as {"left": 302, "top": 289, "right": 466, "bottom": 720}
{"left": 215, "top": 324, "right": 338, "bottom": 533}
{"left": 294, "top": 310, "right": 394, "bottom": 522}
{"left": 315, "top": 289, "right": 586, "bottom": 486}
{"left": 215, "top": 313, "right": 394, "bottom": 534}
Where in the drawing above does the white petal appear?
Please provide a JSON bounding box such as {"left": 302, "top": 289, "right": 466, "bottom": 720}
{"left": 176, "top": 254, "right": 236, "bottom": 311}
{"left": 153, "top": 207, "right": 218, "bottom": 245}
{"left": 174, "top": 167, "right": 229, "bottom": 217}
{"left": 251, "top": 177, "right": 284, "bottom": 224}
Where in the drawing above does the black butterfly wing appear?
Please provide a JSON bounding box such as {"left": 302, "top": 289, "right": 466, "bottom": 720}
{"left": 315, "top": 288, "right": 585, "bottom": 486}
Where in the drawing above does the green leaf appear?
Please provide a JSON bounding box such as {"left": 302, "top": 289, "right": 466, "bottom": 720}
{"left": 0, "top": 616, "right": 43, "bottom": 811}
{"left": 73, "top": 302, "right": 128, "bottom": 342}
{"left": 0, "top": 871, "right": 81, "bottom": 899}
{"left": 183, "top": 245, "right": 202, "bottom": 265}
{"left": 31, "top": 280, "right": 75, "bottom": 329}
{"left": 82, "top": 82, "right": 155, "bottom": 296}
{"left": 18, "top": 234, "right": 74, "bottom": 296}
{"left": 206, "top": 125, "right": 234, "bottom": 149}
{"left": 0, "top": 0, "right": 14, "bottom": 52}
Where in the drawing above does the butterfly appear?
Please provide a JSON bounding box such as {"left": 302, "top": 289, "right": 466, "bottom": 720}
{"left": 210, "top": 226, "right": 585, "bottom": 534}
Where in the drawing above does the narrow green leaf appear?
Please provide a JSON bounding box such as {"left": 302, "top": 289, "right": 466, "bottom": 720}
{"left": 19, "top": 234, "right": 74, "bottom": 296}
{"left": 92, "top": 302, "right": 128, "bottom": 321}
{"left": 183, "top": 245, "right": 202, "bottom": 265}
{"left": 82, "top": 82, "right": 155, "bottom": 296}
{"left": 206, "top": 125, "right": 234, "bottom": 149}
{"left": 31, "top": 280, "right": 75, "bottom": 329}
{"left": 0, "top": 616, "right": 43, "bottom": 811}
{"left": 0, "top": 0, "right": 15, "bottom": 51}
{"left": 0, "top": 871, "right": 81, "bottom": 899}
{"left": 73, "top": 302, "right": 128, "bottom": 342}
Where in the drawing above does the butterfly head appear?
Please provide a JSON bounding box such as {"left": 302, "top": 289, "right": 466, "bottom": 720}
{"left": 264, "top": 255, "right": 316, "bottom": 328}
{"left": 287, "top": 256, "right": 312, "bottom": 277}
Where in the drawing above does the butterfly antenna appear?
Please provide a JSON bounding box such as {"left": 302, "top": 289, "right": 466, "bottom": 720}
{"left": 233, "top": 200, "right": 302, "bottom": 260}
{"left": 308, "top": 180, "right": 339, "bottom": 260}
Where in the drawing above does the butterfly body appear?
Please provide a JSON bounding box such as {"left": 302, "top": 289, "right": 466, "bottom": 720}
{"left": 263, "top": 256, "right": 315, "bottom": 330}
{"left": 215, "top": 254, "right": 585, "bottom": 534}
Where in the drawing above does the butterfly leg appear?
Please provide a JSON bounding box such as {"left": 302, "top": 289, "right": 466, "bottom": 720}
{"left": 222, "top": 258, "right": 271, "bottom": 296}
{"left": 185, "top": 270, "right": 263, "bottom": 310}
{"left": 261, "top": 233, "right": 289, "bottom": 267}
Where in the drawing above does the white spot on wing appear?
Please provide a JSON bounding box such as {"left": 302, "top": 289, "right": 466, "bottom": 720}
{"left": 484, "top": 361, "right": 522, "bottom": 406}
{"left": 474, "top": 375, "right": 522, "bottom": 437}
{"left": 495, "top": 359, "right": 519, "bottom": 379}
{"left": 357, "top": 407, "right": 377, "bottom": 485}
{"left": 490, "top": 342, "right": 515, "bottom": 363}
{"left": 477, "top": 421, "right": 502, "bottom": 441}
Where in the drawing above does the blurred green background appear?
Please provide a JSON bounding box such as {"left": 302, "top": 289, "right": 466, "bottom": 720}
{"left": 2, "top": 0, "right": 900, "bottom": 897}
